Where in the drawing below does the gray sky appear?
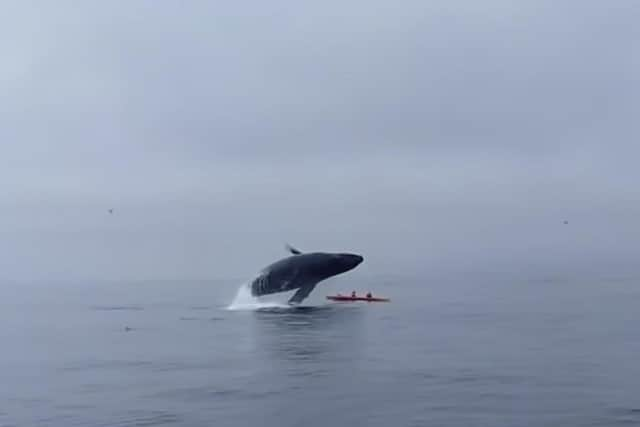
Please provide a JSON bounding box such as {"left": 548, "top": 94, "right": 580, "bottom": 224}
{"left": 1, "top": 1, "right": 638, "bottom": 281}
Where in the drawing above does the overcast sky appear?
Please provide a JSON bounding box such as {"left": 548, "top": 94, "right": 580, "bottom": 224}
{"left": 0, "top": 1, "right": 638, "bottom": 281}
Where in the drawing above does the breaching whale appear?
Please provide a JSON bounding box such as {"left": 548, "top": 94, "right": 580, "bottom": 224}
{"left": 250, "top": 245, "right": 364, "bottom": 305}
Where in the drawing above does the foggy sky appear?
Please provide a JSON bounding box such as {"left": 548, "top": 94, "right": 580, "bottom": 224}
{"left": 1, "top": 1, "right": 638, "bottom": 281}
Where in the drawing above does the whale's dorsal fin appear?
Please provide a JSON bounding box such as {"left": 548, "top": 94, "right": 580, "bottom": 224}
{"left": 285, "top": 243, "right": 302, "bottom": 255}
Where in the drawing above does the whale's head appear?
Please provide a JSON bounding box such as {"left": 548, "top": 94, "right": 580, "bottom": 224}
{"left": 325, "top": 253, "right": 364, "bottom": 276}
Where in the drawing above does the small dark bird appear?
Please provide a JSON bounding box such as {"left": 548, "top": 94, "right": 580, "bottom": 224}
{"left": 563, "top": 220, "right": 568, "bottom": 225}
{"left": 108, "top": 209, "right": 114, "bottom": 214}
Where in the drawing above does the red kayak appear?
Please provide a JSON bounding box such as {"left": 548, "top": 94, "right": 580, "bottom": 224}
{"left": 326, "top": 295, "right": 390, "bottom": 302}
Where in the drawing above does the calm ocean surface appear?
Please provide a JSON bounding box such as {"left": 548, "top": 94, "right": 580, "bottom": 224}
{"left": 2, "top": 274, "right": 640, "bottom": 426}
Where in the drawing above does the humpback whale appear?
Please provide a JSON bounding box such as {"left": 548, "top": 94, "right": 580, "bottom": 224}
{"left": 250, "top": 245, "right": 364, "bottom": 305}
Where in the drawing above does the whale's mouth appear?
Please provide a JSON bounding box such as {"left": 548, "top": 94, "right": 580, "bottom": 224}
{"left": 341, "top": 253, "right": 364, "bottom": 270}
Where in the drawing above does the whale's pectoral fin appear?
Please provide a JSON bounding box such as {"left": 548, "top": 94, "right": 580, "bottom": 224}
{"left": 288, "top": 283, "right": 317, "bottom": 305}
{"left": 285, "top": 244, "right": 302, "bottom": 255}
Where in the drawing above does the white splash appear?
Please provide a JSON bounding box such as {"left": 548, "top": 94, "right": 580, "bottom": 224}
{"left": 226, "top": 283, "right": 290, "bottom": 311}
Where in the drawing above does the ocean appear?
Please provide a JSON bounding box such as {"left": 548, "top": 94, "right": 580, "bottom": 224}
{"left": 2, "top": 274, "right": 640, "bottom": 426}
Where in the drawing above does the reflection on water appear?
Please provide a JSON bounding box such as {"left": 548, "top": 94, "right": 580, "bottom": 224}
{"left": 250, "top": 305, "right": 366, "bottom": 368}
